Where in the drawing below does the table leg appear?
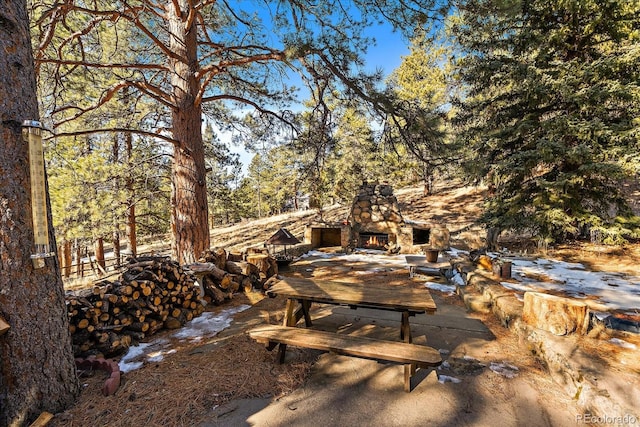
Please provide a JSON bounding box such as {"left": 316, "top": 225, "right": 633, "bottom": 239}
{"left": 301, "top": 299, "right": 313, "bottom": 327}
{"left": 400, "top": 311, "right": 412, "bottom": 343}
{"left": 401, "top": 311, "right": 416, "bottom": 392}
{"left": 277, "top": 343, "right": 288, "bottom": 364}
{"left": 277, "top": 298, "right": 299, "bottom": 363}
{"left": 283, "top": 298, "right": 297, "bottom": 327}
{"left": 278, "top": 298, "right": 312, "bottom": 363}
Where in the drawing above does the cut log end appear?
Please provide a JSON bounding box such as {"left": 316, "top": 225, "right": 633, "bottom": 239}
{"left": 522, "top": 291, "right": 590, "bottom": 335}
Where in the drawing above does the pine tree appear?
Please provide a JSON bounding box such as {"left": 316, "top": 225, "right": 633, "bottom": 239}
{"left": 385, "top": 27, "right": 458, "bottom": 194}
{"left": 1, "top": 1, "right": 78, "bottom": 423}
{"left": 453, "top": 0, "right": 640, "bottom": 244}
{"left": 32, "top": 0, "right": 440, "bottom": 263}
{"left": 329, "top": 106, "right": 383, "bottom": 203}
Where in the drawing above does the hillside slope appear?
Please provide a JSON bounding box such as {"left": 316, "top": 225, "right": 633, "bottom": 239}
{"left": 208, "top": 180, "right": 640, "bottom": 277}
{"left": 209, "top": 181, "right": 487, "bottom": 253}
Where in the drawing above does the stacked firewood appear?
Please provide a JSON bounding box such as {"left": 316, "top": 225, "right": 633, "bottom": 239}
{"left": 66, "top": 256, "right": 205, "bottom": 357}
{"left": 188, "top": 247, "right": 278, "bottom": 305}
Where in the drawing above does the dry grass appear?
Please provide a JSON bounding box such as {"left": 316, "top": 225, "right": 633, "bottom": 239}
{"left": 52, "top": 296, "right": 319, "bottom": 427}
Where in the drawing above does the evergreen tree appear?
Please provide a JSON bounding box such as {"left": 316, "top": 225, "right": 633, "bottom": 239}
{"left": 329, "top": 106, "right": 383, "bottom": 202}
{"left": 385, "top": 27, "right": 457, "bottom": 194}
{"left": 260, "top": 145, "right": 301, "bottom": 213}
{"left": 1, "top": 1, "right": 78, "bottom": 423}
{"left": 40, "top": 19, "right": 168, "bottom": 263}
{"left": 203, "top": 123, "right": 243, "bottom": 226}
{"left": 292, "top": 100, "right": 337, "bottom": 210}
{"left": 453, "top": 0, "right": 640, "bottom": 245}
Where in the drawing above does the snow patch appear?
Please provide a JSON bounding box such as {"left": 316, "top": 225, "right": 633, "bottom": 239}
{"left": 118, "top": 304, "right": 250, "bottom": 373}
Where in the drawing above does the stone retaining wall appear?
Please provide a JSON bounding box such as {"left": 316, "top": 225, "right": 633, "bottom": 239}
{"left": 450, "top": 264, "right": 640, "bottom": 419}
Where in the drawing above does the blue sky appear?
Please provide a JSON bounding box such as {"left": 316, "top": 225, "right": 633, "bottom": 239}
{"left": 362, "top": 22, "right": 410, "bottom": 74}
{"left": 226, "top": 22, "right": 410, "bottom": 172}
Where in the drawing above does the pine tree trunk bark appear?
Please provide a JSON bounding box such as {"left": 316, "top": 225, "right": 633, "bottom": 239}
{"left": 112, "top": 136, "right": 121, "bottom": 268}
{"left": 63, "top": 240, "right": 72, "bottom": 277}
{"left": 0, "top": 2, "right": 79, "bottom": 424}
{"left": 113, "top": 227, "right": 121, "bottom": 269}
{"left": 168, "top": 0, "right": 210, "bottom": 264}
{"left": 95, "top": 237, "right": 105, "bottom": 270}
{"left": 75, "top": 240, "right": 83, "bottom": 277}
{"left": 125, "top": 132, "right": 137, "bottom": 258}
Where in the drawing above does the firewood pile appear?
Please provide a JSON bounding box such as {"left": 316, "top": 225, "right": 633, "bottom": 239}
{"left": 187, "top": 247, "right": 279, "bottom": 305}
{"left": 65, "top": 249, "right": 280, "bottom": 358}
{"left": 66, "top": 256, "right": 206, "bottom": 357}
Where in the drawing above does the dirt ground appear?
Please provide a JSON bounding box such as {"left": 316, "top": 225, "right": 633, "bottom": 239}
{"left": 52, "top": 182, "right": 640, "bottom": 426}
{"left": 52, "top": 249, "right": 638, "bottom": 426}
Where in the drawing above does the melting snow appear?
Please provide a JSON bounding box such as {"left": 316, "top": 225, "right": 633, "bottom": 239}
{"left": 489, "top": 362, "right": 519, "bottom": 378}
{"left": 425, "top": 282, "right": 457, "bottom": 295}
{"left": 172, "top": 305, "right": 251, "bottom": 342}
{"left": 118, "top": 304, "right": 250, "bottom": 373}
{"left": 506, "top": 257, "right": 640, "bottom": 311}
{"left": 609, "top": 338, "right": 637, "bottom": 350}
{"left": 438, "top": 374, "right": 462, "bottom": 384}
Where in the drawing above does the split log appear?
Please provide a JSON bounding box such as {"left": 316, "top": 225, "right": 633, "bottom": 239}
{"left": 213, "top": 248, "right": 228, "bottom": 270}
{"left": 246, "top": 254, "right": 272, "bottom": 276}
{"left": 164, "top": 317, "right": 183, "bottom": 330}
{"left": 247, "top": 247, "right": 269, "bottom": 255}
{"left": 189, "top": 263, "right": 228, "bottom": 282}
{"left": 225, "top": 260, "right": 243, "bottom": 275}
{"left": 262, "top": 275, "right": 281, "bottom": 291}
{"left": 238, "top": 261, "right": 260, "bottom": 277}
{"left": 202, "top": 276, "right": 227, "bottom": 305}
{"left": 228, "top": 280, "right": 240, "bottom": 293}
{"left": 66, "top": 255, "right": 205, "bottom": 357}
{"left": 241, "top": 276, "right": 253, "bottom": 293}
{"left": 228, "top": 251, "right": 244, "bottom": 262}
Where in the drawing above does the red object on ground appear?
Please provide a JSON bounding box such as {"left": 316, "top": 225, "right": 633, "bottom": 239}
{"left": 75, "top": 356, "right": 121, "bottom": 396}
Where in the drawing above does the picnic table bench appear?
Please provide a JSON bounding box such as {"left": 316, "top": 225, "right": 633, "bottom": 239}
{"left": 248, "top": 277, "right": 442, "bottom": 392}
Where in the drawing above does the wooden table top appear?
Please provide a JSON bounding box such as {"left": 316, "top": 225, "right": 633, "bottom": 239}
{"left": 268, "top": 277, "right": 437, "bottom": 314}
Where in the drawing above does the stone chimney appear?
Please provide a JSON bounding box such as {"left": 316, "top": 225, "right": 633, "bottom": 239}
{"left": 347, "top": 181, "right": 404, "bottom": 249}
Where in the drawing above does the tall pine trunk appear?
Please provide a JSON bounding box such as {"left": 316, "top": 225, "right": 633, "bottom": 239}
{"left": 0, "top": 1, "right": 79, "bottom": 424}
{"left": 168, "top": 0, "right": 210, "bottom": 264}
{"left": 125, "top": 132, "right": 137, "bottom": 258}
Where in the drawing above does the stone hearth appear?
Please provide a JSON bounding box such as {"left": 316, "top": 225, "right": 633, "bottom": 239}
{"left": 348, "top": 182, "right": 408, "bottom": 250}
{"left": 304, "top": 182, "right": 450, "bottom": 253}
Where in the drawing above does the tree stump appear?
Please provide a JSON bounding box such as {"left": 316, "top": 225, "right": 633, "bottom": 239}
{"left": 247, "top": 254, "right": 278, "bottom": 278}
{"left": 522, "top": 292, "right": 590, "bottom": 335}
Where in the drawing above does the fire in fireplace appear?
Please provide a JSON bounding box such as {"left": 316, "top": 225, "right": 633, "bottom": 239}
{"left": 358, "top": 233, "right": 389, "bottom": 249}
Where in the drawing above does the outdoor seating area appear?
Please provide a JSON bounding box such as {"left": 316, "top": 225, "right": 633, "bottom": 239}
{"left": 248, "top": 277, "right": 442, "bottom": 392}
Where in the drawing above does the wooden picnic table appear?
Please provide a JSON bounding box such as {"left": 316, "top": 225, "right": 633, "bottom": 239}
{"left": 250, "top": 277, "right": 441, "bottom": 391}
{"left": 267, "top": 277, "right": 437, "bottom": 339}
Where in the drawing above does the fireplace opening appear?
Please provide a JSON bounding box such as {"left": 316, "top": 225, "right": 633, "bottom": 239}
{"left": 311, "top": 227, "right": 342, "bottom": 248}
{"left": 412, "top": 227, "right": 431, "bottom": 245}
{"left": 358, "top": 233, "right": 389, "bottom": 250}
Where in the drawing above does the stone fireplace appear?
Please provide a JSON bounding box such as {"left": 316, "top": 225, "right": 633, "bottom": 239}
{"left": 304, "top": 182, "right": 449, "bottom": 253}
{"left": 348, "top": 182, "right": 407, "bottom": 250}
